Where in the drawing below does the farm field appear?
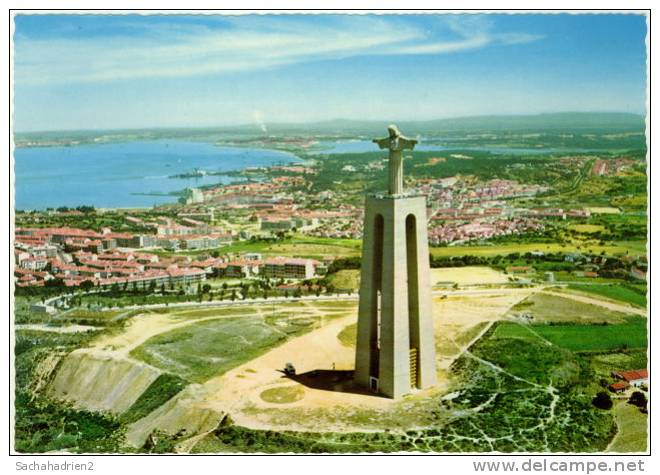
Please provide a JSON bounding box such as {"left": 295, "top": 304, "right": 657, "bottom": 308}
{"left": 151, "top": 235, "right": 361, "bottom": 260}
{"left": 326, "top": 266, "right": 511, "bottom": 292}
{"left": 566, "top": 284, "right": 646, "bottom": 308}
{"left": 326, "top": 269, "right": 360, "bottom": 291}
{"left": 148, "top": 236, "right": 645, "bottom": 261}
{"left": 266, "top": 242, "right": 360, "bottom": 259}
{"left": 533, "top": 320, "right": 647, "bottom": 352}
{"left": 431, "top": 266, "right": 510, "bottom": 286}
{"left": 588, "top": 350, "right": 647, "bottom": 379}
{"left": 429, "top": 241, "right": 645, "bottom": 258}
{"left": 508, "top": 293, "right": 634, "bottom": 324}
{"left": 586, "top": 207, "right": 622, "bottom": 214}
{"left": 568, "top": 224, "right": 607, "bottom": 234}
{"left": 493, "top": 318, "right": 647, "bottom": 352}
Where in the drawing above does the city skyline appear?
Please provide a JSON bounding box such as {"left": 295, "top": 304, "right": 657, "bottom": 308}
{"left": 13, "top": 13, "right": 648, "bottom": 132}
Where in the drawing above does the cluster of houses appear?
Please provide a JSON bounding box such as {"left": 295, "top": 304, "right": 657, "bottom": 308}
{"left": 14, "top": 224, "right": 326, "bottom": 289}
{"left": 16, "top": 216, "right": 232, "bottom": 254}
{"left": 15, "top": 247, "right": 208, "bottom": 289}
{"left": 608, "top": 369, "right": 649, "bottom": 393}
{"left": 260, "top": 206, "right": 360, "bottom": 235}
{"left": 428, "top": 217, "right": 544, "bottom": 245}
{"left": 591, "top": 158, "right": 636, "bottom": 177}
{"left": 308, "top": 215, "right": 363, "bottom": 239}
{"left": 416, "top": 177, "right": 550, "bottom": 244}
{"left": 212, "top": 254, "right": 326, "bottom": 280}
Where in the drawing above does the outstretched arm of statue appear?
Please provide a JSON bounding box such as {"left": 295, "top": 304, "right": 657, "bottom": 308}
{"left": 373, "top": 137, "right": 391, "bottom": 150}
{"left": 397, "top": 135, "right": 418, "bottom": 150}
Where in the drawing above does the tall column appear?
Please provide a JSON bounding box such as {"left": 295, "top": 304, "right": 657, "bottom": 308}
{"left": 355, "top": 204, "right": 379, "bottom": 387}
{"left": 378, "top": 201, "right": 411, "bottom": 399}
{"left": 355, "top": 126, "right": 437, "bottom": 399}
{"left": 408, "top": 203, "right": 437, "bottom": 389}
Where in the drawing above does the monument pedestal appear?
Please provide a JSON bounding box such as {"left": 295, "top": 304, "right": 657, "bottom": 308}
{"left": 354, "top": 193, "right": 437, "bottom": 399}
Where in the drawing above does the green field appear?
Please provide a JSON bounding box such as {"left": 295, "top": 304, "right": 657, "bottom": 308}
{"left": 535, "top": 322, "right": 647, "bottom": 352}
{"left": 509, "top": 293, "right": 632, "bottom": 324}
{"left": 607, "top": 401, "right": 647, "bottom": 453}
{"left": 430, "top": 241, "right": 645, "bottom": 259}
{"left": 152, "top": 234, "right": 361, "bottom": 259}
{"left": 326, "top": 269, "right": 360, "bottom": 291}
{"left": 588, "top": 350, "right": 647, "bottom": 379}
{"left": 148, "top": 235, "right": 644, "bottom": 261}
{"left": 493, "top": 318, "right": 647, "bottom": 352}
{"left": 566, "top": 284, "right": 646, "bottom": 308}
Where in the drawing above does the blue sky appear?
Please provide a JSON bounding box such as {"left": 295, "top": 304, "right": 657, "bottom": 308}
{"left": 13, "top": 13, "right": 648, "bottom": 132}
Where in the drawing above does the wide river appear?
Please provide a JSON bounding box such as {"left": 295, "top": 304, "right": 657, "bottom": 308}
{"left": 14, "top": 137, "right": 585, "bottom": 210}
{"left": 14, "top": 140, "right": 300, "bottom": 210}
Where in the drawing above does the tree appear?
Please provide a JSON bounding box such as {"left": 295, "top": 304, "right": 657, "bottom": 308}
{"left": 629, "top": 391, "right": 648, "bottom": 409}
{"left": 592, "top": 391, "right": 613, "bottom": 410}
{"left": 45, "top": 278, "right": 66, "bottom": 288}
{"left": 76, "top": 205, "right": 96, "bottom": 213}
{"left": 80, "top": 280, "right": 94, "bottom": 292}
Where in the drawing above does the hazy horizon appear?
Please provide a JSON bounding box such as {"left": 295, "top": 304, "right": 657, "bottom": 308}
{"left": 12, "top": 110, "right": 647, "bottom": 135}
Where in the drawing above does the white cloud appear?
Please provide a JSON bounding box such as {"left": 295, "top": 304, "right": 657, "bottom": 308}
{"left": 14, "top": 15, "right": 543, "bottom": 86}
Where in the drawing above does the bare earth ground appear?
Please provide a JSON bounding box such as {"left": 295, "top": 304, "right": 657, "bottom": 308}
{"left": 127, "top": 288, "right": 537, "bottom": 443}
{"left": 48, "top": 267, "right": 645, "bottom": 448}
{"left": 431, "top": 266, "right": 511, "bottom": 286}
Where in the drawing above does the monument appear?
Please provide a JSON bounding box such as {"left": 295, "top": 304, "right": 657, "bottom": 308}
{"left": 354, "top": 125, "right": 437, "bottom": 399}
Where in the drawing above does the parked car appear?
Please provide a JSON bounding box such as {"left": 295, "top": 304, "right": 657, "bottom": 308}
{"left": 284, "top": 362, "right": 296, "bottom": 375}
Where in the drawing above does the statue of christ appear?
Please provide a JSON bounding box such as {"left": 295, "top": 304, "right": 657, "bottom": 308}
{"left": 373, "top": 124, "right": 417, "bottom": 195}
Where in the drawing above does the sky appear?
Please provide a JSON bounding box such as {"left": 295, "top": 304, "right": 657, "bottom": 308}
{"left": 12, "top": 13, "right": 648, "bottom": 132}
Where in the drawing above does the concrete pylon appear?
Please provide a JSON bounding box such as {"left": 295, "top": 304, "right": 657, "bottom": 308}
{"left": 354, "top": 126, "right": 437, "bottom": 399}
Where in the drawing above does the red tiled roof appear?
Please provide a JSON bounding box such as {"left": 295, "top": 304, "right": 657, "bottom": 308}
{"left": 616, "top": 369, "right": 648, "bottom": 382}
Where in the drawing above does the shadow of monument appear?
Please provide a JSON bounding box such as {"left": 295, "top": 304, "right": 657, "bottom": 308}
{"left": 280, "top": 369, "right": 386, "bottom": 398}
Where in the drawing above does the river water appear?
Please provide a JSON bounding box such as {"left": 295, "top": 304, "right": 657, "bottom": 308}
{"left": 14, "top": 140, "right": 300, "bottom": 210}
